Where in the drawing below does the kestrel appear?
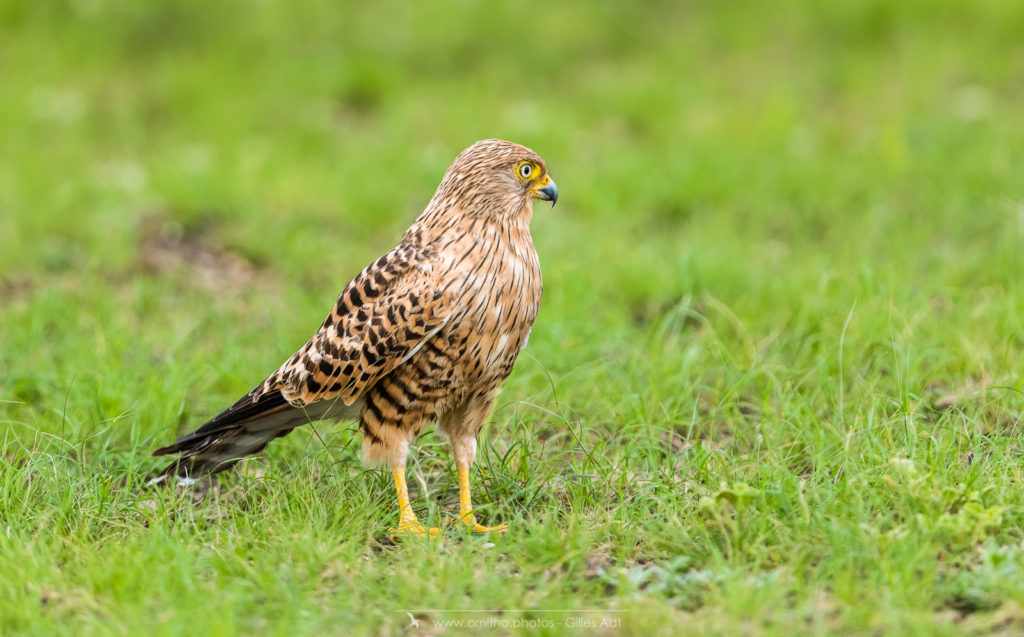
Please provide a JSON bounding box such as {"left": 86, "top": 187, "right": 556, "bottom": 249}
{"left": 151, "top": 139, "right": 557, "bottom": 536}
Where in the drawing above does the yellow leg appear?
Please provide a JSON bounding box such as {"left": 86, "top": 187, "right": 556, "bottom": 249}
{"left": 389, "top": 465, "right": 438, "bottom": 538}
{"left": 454, "top": 460, "right": 507, "bottom": 534}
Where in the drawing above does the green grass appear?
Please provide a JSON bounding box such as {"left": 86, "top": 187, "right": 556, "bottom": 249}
{"left": 2, "top": 0, "right": 1024, "bottom": 634}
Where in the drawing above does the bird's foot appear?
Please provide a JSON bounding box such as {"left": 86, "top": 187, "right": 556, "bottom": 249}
{"left": 389, "top": 519, "right": 440, "bottom": 540}
{"left": 470, "top": 522, "right": 508, "bottom": 535}
{"left": 447, "top": 514, "right": 508, "bottom": 535}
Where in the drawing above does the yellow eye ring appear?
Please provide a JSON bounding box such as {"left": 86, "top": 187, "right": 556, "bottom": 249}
{"left": 516, "top": 162, "right": 534, "bottom": 180}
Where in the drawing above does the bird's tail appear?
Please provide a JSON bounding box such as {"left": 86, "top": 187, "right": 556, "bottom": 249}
{"left": 149, "top": 389, "right": 357, "bottom": 486}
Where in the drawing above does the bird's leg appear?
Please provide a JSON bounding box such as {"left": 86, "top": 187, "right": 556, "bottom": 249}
{"left": 454, "top": 459, "right": 508, "bottom": 535}
{"left": 439, "top": 404, "right": 508, "bottom": 534}
{"left": 389, "top": 463, "right": 438, "bottom": 538}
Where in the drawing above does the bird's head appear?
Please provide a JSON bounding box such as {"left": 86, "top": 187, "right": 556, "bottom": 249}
{"left": 430, "top": 139, "right": 558, "bottom": 222}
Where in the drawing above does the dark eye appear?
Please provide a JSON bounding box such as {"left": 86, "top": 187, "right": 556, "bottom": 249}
{"left": 518, "top": 163, "right": 533, "bottom": 179}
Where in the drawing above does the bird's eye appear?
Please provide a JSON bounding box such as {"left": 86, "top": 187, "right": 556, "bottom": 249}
{"left": 517, "top": 163, "right": 533, "bottom": 180}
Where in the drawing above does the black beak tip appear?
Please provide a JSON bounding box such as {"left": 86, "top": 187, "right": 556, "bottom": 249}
{"left": 539, "top": 183, "right": 558, "bottom": 207}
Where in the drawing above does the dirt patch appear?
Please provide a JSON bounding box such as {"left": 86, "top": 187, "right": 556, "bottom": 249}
{"left": 928, "top": 375, "right": 997, "bottom": 411}
{"left": 136, "top": 212, "right": 260, "bottom": 292}
{"left": 0, "top": 273, "right": 36, "bottom": 303}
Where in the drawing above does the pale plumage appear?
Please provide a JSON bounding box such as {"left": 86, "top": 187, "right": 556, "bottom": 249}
{"left": 151, "top": 139, "right": 557, "bottom": 535}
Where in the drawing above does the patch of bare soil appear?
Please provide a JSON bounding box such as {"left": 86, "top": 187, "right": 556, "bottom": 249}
{"left": 0, "top": 273, "right": 35, "bottom": 303}
{"left": 136, "top": 212, "right": 260, "bottom": 292}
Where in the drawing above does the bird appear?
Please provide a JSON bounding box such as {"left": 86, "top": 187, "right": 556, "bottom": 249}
{"left": 150, "top": 139, "right": 557, "bottom": 537}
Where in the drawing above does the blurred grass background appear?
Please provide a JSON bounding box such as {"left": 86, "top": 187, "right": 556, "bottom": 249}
{"left": 2, "top": 1, "right": 1024, "bottom": 635}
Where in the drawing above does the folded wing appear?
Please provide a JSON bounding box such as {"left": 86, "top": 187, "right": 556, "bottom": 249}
{"left": 151, "top": 239, "right": 452, "bottom": 481}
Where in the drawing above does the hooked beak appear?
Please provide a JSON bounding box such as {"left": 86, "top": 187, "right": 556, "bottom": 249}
{"left": 532, "top": 175, "right": 558, "bottom": 207}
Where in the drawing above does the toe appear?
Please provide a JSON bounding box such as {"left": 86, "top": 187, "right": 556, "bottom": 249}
{"left": 448, "top": 513, "right": 507, "bottom": 534}
{"left": 390, "top": 521, "right": 440, "bottom": 539}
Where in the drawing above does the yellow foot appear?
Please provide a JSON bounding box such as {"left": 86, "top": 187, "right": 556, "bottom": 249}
{"left": 389, "top": 520, "right": 440, "bottom": 540}
{"left": 447, "top": 516, "right": 508, "bottom": 535}
{"left": 470, "top": 522, "right": 507, "bottom": 535}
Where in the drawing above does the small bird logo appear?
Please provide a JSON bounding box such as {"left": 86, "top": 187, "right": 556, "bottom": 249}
{"left": 406, "top": 612, "right": 421, "bottom": 629}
